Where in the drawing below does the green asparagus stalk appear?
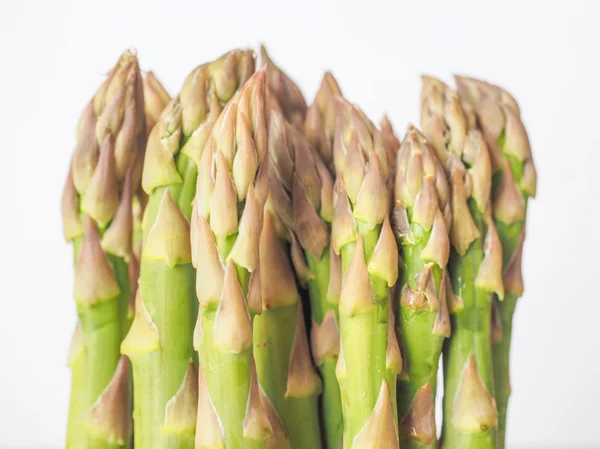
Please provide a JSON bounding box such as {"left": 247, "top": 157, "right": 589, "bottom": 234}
{"left": 392, "top": 125, "right": 451, "bottom": 449}
{"left": 122, "top": 49, "right": 254, "bottom": 449}
{"left": 266, "top": 109, "right": 335, "bottom": 449}
{"left": 332, "top": 97, "right": 401, "bottom": 449}
{"left": 260, "top": 45, "right": 308, "bottom": 130}
{"left": 62, "top": 50, "right": 147, "bottom": 449}
{"left": 191, "top": 69, "right": 273, "bottom": 449}
{"left": 454, "top": 75, "right": 537, "bottom": 449}
{"left": 421, "top": 76, "right": 505, "bottom": 449}
{"left": 256, "top": 51, "right": 327, "bottom": 449}
{"left": 298, "top": 72, "right": 345, "bottom": 449}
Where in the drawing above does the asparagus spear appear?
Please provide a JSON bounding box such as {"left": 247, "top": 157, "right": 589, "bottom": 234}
{"left": 62, "top": 50, "right": 146, "bottom": 449}
{"left": 260, "top": 50, "right": 327, "bottom": 449}
{"left": 392, "top": 125, "right": 451, "bottom": 449}
{"left": 332, "top": 97, "right": 401, "bottom": 449}
{"left": 279, "top": 71, "right": 344, "bottom": 449}
{"left": 191, "top": 69, "right": 273, "bottom": 449}
{"left": 454, "top": 76, "right": 537, "bottom": 449}
{"left": 260, "top": 45, "right": 308, "bottom": 130}
{"left": 421, "top": 76, "right": 504, "bottom": 449}
{"left": 122, "top": 50, "right": 254, "bottom": 449}
{"left": 266, "top": 109, "right": 333, "bottom": 449}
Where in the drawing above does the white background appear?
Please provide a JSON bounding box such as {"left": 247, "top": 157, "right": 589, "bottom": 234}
{"left": 1, "top": 1, "right": 599, "bottom": 447}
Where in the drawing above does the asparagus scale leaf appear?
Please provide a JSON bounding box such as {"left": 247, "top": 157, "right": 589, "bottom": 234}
{"left": 304, "top": 72, "right": 344, "bottom": 174}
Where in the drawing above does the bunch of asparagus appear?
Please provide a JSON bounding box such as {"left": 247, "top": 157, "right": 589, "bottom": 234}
{"left": 62, "top": 47, "right": 535, "bottom": 449}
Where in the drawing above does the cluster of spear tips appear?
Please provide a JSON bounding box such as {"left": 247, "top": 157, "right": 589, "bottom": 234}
{"left": 62, "top": 46, "right": 536, "bottom": 449}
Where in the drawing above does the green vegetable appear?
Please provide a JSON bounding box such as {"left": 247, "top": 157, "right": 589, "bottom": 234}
{"left": 191, "top": 69, "right": 273, "bottom": 449}
{"left": 393, "top": 125, "right": 452, "bottom": 449}
{"left": 455, "top": 76, "right": 537, "bottom": 449}
{"left": 332, "top": 97, "right": 401, "bottom": 449}
{"left": 122, "top": 49, "right": 255, "bottom": 449}
{"left": 421, "top": 76, "right": 504, "bottom": 449}
{"left": 63, "top": 50, "right": 147, "bottom": 449}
